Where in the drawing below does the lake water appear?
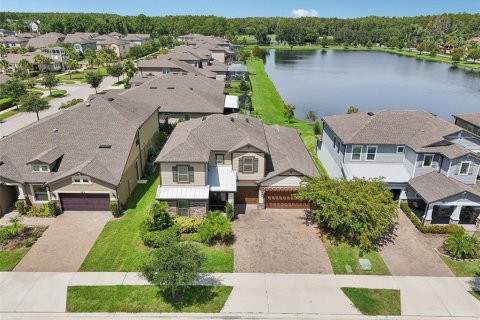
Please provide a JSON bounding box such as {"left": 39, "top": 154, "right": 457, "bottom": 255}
{"left": 263, "top": 49, "right": 480, "bottom": 121}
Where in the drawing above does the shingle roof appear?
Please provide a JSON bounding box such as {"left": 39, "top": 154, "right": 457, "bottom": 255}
{"left": 0, "top": 95, "right": 158, "bottom": 186}
{"left": 408, "top": 172, "right": 480, "bottom": 203}
{"left": 97, "top": 36, "right": 129, "bottom": 46}
{"left": 4, "top": 51, "right": 51, "bottom": 64}
{"left": 26, "top": 36, "right": 59, "bottom": 49}
{"left": 64, "top": 34, "right": 96, "bottom": 45}
{"left": 323, "top": 110, "right": 465, "bottom": 157}
{"left": 0, "top": 74, "right": 11, "bottom": 85}
{"left": 123, "top": 34, "right": 150, "bottom": 41}
{"left": 119, "top": 73, "right": 225, "bottom": 114}
{"left": 138, "top": 57, "right": 222, "bottom": 78}
{"left": 3, "top": 35, "right": 28, "bottom": 43}
{"left": 453, "top": 113, "right": 480, "bottom": 127}
{"left": 156, "top": 114, "right": 319, "bottom": 181}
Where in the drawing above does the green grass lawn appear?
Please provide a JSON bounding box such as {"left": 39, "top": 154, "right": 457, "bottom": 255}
{"left": 325, "top": 241, "right": 390, "bottom": 275}
{"left": 80, "top": 172, "right": 234, "bottom": 272}
{"left": 0, "top": 249, "right": 29, "bottom": 271}
{"left": 58, "top": 67, "right": 108, "bottom": 83}
{"left": 439, "top": 255, "right": 480, "bottom": 277}
{"left": 470, "top": 291, "right": 480, "bottom": 301}
{"left": 43, "top": 89, "right": 67, "bottom": 102}
{"left": 0, "top": 97, "right": 14, "bottom": 110}
{"left": 67, "top": 285, "right": 232, "bottom": 313}
{"left": 341, "top": 287, "right": 401, "bottom": 315}
{"left": 246, "top": 58, "right": 326, "bottom": 176}
{"left": 0, "top": 110, "right": 19, "bottom": 121}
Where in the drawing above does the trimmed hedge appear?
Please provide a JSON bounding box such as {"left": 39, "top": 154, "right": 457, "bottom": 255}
{"left": 141, "top": 225, "right": 179, "bottom": 248}
{"left": 400, "top": 202, "right": 462, "bottom": 234}
{"left": 0, "top": 97, "right": 14, "bottom": 111}
{"left": 173, "top": 216, "right": 202, "bottom": 233}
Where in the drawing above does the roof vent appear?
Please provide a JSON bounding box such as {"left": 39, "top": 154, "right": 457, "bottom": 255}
{"left": 107, "top": 97, "right": 114, "bottom": 102}
{"left": 367, "top": 112, "right": 374, "bottom": 116}
{"left": 190, "top": 87, "right": 193, "bottom": 90}
{"left": 53, "top": 128, "right": 58, "bottom": 133}
{"left": 99, "top": 144, "right": 112, "bottom": 149}
{"left": 0, "top": 161, "right": 4, "bottom": 166}
{"left": 167, "top": 87, "right": 175, "bottom": 89}
{"left": 230, "top": 117, "right": 234, "bottom": 122}
{"left": 202, "top": 116, "right": 206, "bottom": 121}
{"left": 85, "top": 102, "right": 91, "bottom": 107}
{"left": 149, "top": 86, "right": 157, "bottom": 89}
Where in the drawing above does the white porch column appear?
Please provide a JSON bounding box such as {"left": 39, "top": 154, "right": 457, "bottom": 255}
{"left": 449, "top": 205, "right": 462, "bottom": 225}
{"left": 423, "top": 204, "right": 433, "bottom": 226}
{"left": 227, "top": 192, "right": 234, "bottom": 205}
{"left": 16, "top": 184, "right": 26, "bottom": 200}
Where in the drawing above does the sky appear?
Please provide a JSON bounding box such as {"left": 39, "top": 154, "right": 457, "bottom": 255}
{"left": 1, "top": 0, "right": 479, "bottom": 18}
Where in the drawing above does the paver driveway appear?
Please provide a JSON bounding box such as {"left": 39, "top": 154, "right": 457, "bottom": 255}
{"left": 379, "top": 210, "right": 454, "bottom": 276}
{"left": 233, "top": 208, "right": 333, "bottom": 274}
{"left": 14, "top": 211, "right": 111, "bottom": 272}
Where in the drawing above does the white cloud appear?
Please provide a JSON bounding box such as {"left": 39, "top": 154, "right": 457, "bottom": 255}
{"left": 292, "top": 8, "right": 318, "bottom": 18}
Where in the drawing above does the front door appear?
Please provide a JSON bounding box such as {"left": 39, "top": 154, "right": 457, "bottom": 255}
{"left": 178, "top": 199, "right": 189, "bottom": 217}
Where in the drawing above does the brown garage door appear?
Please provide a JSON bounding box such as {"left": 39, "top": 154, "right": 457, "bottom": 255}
{"left": 60, "top": 193, "right": 110, "bottom": 211}
{"left": 235, "top": 187, "right": 259, "bottom": 204}
{"left": 264, "top": 188, "right": 311, "bottom": 209}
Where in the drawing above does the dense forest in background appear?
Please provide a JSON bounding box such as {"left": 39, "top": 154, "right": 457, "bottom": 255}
{"left": 1, "top": 12, "right": 480, "bottom": 46}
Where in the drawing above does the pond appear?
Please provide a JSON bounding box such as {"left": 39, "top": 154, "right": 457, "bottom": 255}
{"left": 263, "top": 49, "right": 480, "bottom": 121}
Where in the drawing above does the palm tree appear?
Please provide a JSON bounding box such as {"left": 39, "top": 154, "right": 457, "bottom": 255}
{"left": 0, "top": 59, "right": 9, "bottom": 73}
{"left": 33, "top": 55, "right": 53, "bottom": 72}
{"left": 18, "top": 59, "right": 31, "bottom": 78}
{"left": 443, "top": 228, "right": 480, "bottom": 259}
{"left": 65, "top": 59, "right": 80, "bottom": 79}
{"left": 0, "top": 45, "right": 6, "bottom": 57}
{"left": 283, "top": 104, "right": 295, "bottom": 123}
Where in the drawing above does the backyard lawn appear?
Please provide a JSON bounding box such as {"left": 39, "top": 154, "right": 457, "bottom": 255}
{"left": 0, "top": 249, "right": 28, "bottom": 271}
{"left": 341, "top": 287, "right": 401, "bottom": 315}
{"left": 440, "top": 255, "right": 480, "bottom": 277}
{"left": 80, "top": 171, "right": 234, "bottom": 273}
{"left": 67, "top": 285, "right": 232, "bottom": 313}
{"left": 246, "top": 58, "right": 326, "bottom": 175}
{"left": 326, "top": 240, "right": 390, "bottom": 275}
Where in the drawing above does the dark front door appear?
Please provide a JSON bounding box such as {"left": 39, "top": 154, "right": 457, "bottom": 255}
{"left": 60, "top": 193, "right": 110, "bottom": 211}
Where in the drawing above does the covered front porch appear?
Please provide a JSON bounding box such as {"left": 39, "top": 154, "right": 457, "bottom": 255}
{"left": 422, "top": 201, "right": 480, "bottom": 228}
{"left": 207, "top": 165, "right": 236, "bottom": 210}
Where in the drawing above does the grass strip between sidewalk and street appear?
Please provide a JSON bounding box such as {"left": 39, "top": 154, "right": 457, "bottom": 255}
{"left": 341, "top": 287, "right": 401, "bottom": 315}
{"left": 67, "top": 285, "right": 232, "bottom": 313}
{"left": 0, "top": 249, "right": 29, "bottom": 271}
{"left": 0, "top": 110, "right": 19, "bottom": 121}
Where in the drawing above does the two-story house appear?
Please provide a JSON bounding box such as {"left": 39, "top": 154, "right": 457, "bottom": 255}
{"left": 0, "top": 94, "right": 159, "bottom": 215}
{"left": 317, "top": 110, "right": 480, "bottom": 227}
{"left": 453, "top": 113, "right": 480, "bottom": 138}
{"left": 64, "top": 33, "right": 97, "bottom": 54}
{"left": 155, "top": 113, "right": 319, "bottom": 216}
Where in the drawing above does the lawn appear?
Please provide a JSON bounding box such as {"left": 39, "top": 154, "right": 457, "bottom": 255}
{"left": 43, "top": 89, "right": 67, "bottom": 102}
{"left": 470, "top": 291, "right": 480, "bottom": 301}
{"left": 0, "top": 249, "right": 28, "bottom": 271}
{"left": 224, "top": 80, "right": 249, "bottom": 96}
{"left": 0, "top": 110, "right": 19, "bottom": 121}
{"left": 246, "top": 58, "right": 326, "bottom": 175}
{"left": 325, "top": 241, "right": 390, "bottom": 275}
{"left": 0, "top": 97, "right": 14, "bottom": 110}
{"left": 341, "top": 287, "right": 401, "bottom": 315}
{"left": 67, "top": 285, "right": 232, "bottom": 313}
{"left": 80, "top": 172, "right": 234, "bottom": 273}
{"left": 58, "top": 67, "right": 108, "bottom": 83}
{"left": 439, "top": 255, "right": 480, "bottom": 277}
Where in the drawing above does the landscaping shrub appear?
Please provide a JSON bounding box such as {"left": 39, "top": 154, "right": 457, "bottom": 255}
{"left": 173, "top": 216, "right": 203, "bottom": 233}
{"left": 5, "top": 217, "right": 23, "bottom": 238}
{"left": 400, "top": 202, "right": 462, "bottom": 234}
{"left": 110, "top": 201, "right": 120, "bottom": 217}
{"left": 141, "top": 225, "right": 179, "bottom": 248}
{"left": 225, "top": 202, "right": 234, "bottom": 221}
{"left": 15, "top": 200, "right": 25, "bottom": 215}
{"left": 142, "top": 201, "right": 172, "bottom": 232}
{"left": 443, "top": 228, "right": 480, "bottom": 259}
{"left": 59, "top": 98, "right": 83, "bottom": 109}
{"left": 180, "top": 232, "right": 202, "bottom": 242}
{"left": 198, "top": 211, "right": 233, "bottom": 244}
{"left": 313, "top": 121, "right": 322, "bottom": 135}
{"left": 0, "top": 97, "right": 14, "bottom": 111}
{"left": 25, "top": 201, "right": 57, "bottom": 217}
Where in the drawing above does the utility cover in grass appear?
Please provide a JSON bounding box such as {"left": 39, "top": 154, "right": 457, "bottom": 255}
{"left": 341, "top": 287, "right": 401, "bottom": 315}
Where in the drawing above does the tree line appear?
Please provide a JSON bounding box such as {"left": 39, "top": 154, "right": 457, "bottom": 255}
{"left": 1, "top": 12, "right": 479, "bottom": 46}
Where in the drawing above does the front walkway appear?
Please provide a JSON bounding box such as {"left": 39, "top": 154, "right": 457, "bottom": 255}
{"left": 0, "top": 272, "right": 478, "bottom": 317}
{"left": 379, "top": 210, "right": 453, "bottom": 276}
{"left": 13, "top": 212, "right": 111, "bottom": 272}
{"left": 232, "top": 208, "right": 333, "bottom": 274}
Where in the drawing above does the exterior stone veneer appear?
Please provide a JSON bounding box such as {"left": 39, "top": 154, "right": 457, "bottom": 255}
{"left": 164, "top": 200, "right": 207, "bottom": 218}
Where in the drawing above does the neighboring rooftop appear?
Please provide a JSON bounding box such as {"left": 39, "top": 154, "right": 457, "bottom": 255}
{"left": 453, "top": 113, "right": 480, "bottom": 127}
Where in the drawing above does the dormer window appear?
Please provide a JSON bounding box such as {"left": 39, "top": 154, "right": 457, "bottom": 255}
{"left": 32, "top": 164, "right": 49, "bottom": 172}
{"left": 72, "top": 176, "right": 91, "bottom": 184}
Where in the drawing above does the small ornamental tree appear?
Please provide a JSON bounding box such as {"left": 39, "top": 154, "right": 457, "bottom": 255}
{"left": 20, "top": 93, "right": 51, "bottom": 121}
{"left": 143, "top": 201, "right": 172, "bottom": 232}
{"left": 107, "top": 63, "right": 124, "bottom": 81}
{"left": 296, "top": 177, "right": 397, "bottom": 251}
{"left": 319, "top": 35, "right": 329, "bottom": 48}
{"left": 0, "top": 79, "right": 28, "bottom": 107}
{"left": 416, "top": 42, "right": 426, "bottom": 54}
{"left": 41, "top": 72, "right": 60, "bottom": 95}
{"left": 122, "top": 59, "right": 138, "bottom": 78}
{"left": 306, "top": 110, "right": 317, "bottom": 122}
{"left": 251, "top": 45, "right": 262, "bottom": 59}
{"left": 140, "top": 240, "right": 206, "bottom": 301}
{"left": 366, "top": 39, "right": 373, "bottom": 49}
{"left": 85, "top": 71, "right": 103, "bottom": 93}
{"left": 283, "top": 103, "right": 295, "bottom": 122}
{"left": 346, "top": 106, "right": 359, "bottom": 114}
{"left": 467, "top": 48, "right": 480, "bottom": 63}
{"left": 65, "top": 59, "right": 80, "bottom": 79}
{"left": 313, "top": 121, "right": 322, "bottom": 135}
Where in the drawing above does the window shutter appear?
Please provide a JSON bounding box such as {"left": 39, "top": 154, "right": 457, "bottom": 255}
{"left": 172, "top": 166, "right": 177, "bottom": 182}
{"left": 454, "top": 161, "right": 460, "bottom": 175}
{"left": 417, "top": 154, "right": 424, "bottom": 167}
{"left": 239, "top": 157, "right": 243, "bottom": 173}
{"left": 189, "top": 166, "right": 194, "bottom": 183}
{"left": 253, "top": 158, "right": 259, "bottom": 173}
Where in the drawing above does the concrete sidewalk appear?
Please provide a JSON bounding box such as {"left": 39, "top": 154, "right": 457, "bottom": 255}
{"left": 0, "top": 272, "right": 479, "bottom": 317}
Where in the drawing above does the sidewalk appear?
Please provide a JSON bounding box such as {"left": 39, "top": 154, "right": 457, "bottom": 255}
{"left": 0, "top": 272, "right": 479, "bottom": 317}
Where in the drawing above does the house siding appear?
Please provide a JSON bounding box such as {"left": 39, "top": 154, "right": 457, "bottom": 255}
{"left": 160, "top": 162, "right": 207, "bottom": 186}
{"left": 232, "top": 150, "right": 265, "bottom": 181}
{"left": 404, "top": 147, "right": 416, "bottom": 176}
{"left": 208, "top": 152, "right": 232, "bottom": 165}
{"left": 448, "top": 155, "right": 480, "bottom": 185}
{"left": 454, "top": 119, "right": 480, "bottom": 137}
{"left": 344, "top": 144, "right": 405, "bottom": 163}
{"left": 0, "top": 185, "right": 17, "bottom": 215}
{"left": 321, "top": 124, "right": 344, "bottom": 167}
{"left": 261, "top": 175, "right": 303, "bottom": 187}
{"left": 413, "top": 154, "right": 442, "bottom": 177}
{"left": 160, "top": 112, "right": 218, "bottom": 124}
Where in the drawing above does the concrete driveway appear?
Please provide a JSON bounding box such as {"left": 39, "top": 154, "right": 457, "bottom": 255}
{"left": 379, "top": 210, "right": 454, "bottom": 276}
{"left": 233, "top": 208, "right": 333, "bottom": 274}
{"left": 14, "top": 211, "right": 111, "bottom": 272}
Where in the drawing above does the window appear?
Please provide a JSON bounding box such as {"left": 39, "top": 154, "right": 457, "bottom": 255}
{"left": 423, "top": 154, "right": 434, "bottom": 167}
{"left": 351, "top": 145, "right": 362, "bottom": 161}
{"left": 183, "top": 113, "right": 191, "bottom": 121}
{"left": 366, "top": 146, "right": 377, "bottom": 161}
{"left": 242, "top": 157, "right": 254, "bottom": 173}
{"left": 32, "top": 164, "right": 49, "bottom": 172}
{"left": 178, "top": 199, "right": 189, "bottom": 217}
{"left": 397, "top": 146, "right": 405, "bottom": 153}
{"left": 31, "top": 184, "right": 48, "bottom": 202}
{"left": 459, "top": 161, "right": 471, "bottom": 175}
{"left": 215, "top": 154, "right": 224, "bottom": 165}
{"left": 72, "top": 176, "right": 91, "bottom": 184}
{"left": 177, "top": 165, "right": 189, "bottom": 183}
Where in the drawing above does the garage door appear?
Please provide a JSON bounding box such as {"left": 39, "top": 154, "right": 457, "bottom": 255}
{"left": 235, "top": 187, "right": 259, "bottom": 204}
{"left": 264, "top": 188, "right": 311, "bottom": 209}
{"left": 60, "top": 193, "right": 110, "bottom": 211}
